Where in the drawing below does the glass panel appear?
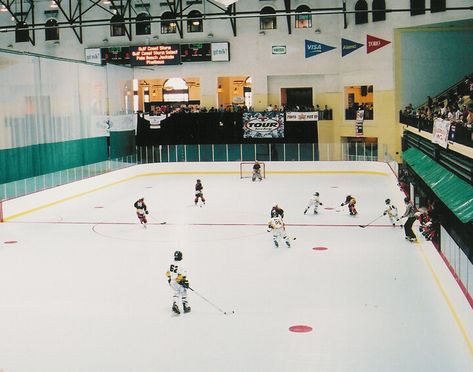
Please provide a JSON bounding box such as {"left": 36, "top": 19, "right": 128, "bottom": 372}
{"left": 285, "top": 144, "right": 299, "bottom": 161}
{"left": 176, "top": 145, "right": 186, "bottom": 162}
{"left": 300, "top": 143, "right": 314, "bottom": 161}
{"left": 199, "top": 144, "right": 213, "bottom": 162}
{"left": 273, "top": 144, "right": 285, "bottom": 161}
{"left": 168, "top": 146, "right": 177, "bottom": 162}
{"left": 185, "top": 145, "right": 199, "bottom": 162}
{"left": 242, "top": 144, "right": 255, "bottom": 161}
{"left": 213, "top": 144, "right": 227, "bottom": 161}
{"left": 227, "top": 144, "right": 241, "bottom": 161}
{"left": 256, "top": 144, "right": 270, "bottom": 161}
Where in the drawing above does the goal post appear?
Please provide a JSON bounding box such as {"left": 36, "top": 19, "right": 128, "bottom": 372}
{"left": 240, "top": 162, "right": 266, "bottom": 179}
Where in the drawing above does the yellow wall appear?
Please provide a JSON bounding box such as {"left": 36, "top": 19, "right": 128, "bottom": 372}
{"left": 315, "top": 90, "right": 401, "bottom": 161}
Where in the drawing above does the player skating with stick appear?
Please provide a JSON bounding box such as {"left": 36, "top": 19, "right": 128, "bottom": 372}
{"left": 267, "top": 215, "right": 291, "bottom": 248}
{"left": 304, "top": 192, "right": 323, "bottom": 215}
{"left": 166, "top": 250, "right": 191, "bottom": 315}
{"left": 194, "top": 179, "right": 206, "bottom": 206}
{"left": 134, "top": 197, "right": 149, "bottom": 228}
{"left": 341, "top": 195, "right": 358, "bottom": 215}
{"left": 383, "top": 198, "right": 399, "bottom": 227}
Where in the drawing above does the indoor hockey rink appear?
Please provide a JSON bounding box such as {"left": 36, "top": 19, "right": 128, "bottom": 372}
{"left": 1, "top": 161, "right": 472, "bottom": 372}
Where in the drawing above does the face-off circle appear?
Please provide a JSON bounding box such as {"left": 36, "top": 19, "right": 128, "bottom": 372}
{"left": 289, "top": 325, "right": 313, "bottom": 333}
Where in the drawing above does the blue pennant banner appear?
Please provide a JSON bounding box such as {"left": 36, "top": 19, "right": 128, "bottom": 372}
{"left": 341, "top": 38, "right": 364, "bottom": 57}
{"left": 305, "top": 40, "right": 336, "bottom": 58}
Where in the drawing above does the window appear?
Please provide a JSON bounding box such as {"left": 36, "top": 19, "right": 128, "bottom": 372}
{"left": 136, "top": 13, "right": 151, "bottom": 35}
{"left": 15, "top": 21, "right": 29, "bottom": 42}
{"left": 372, "top": 0, "right": 386, "bottom": 22}
{"left": 295, "top": 5, "right": 312, "bottom": 29}
{"left": 110, "top": 14, "right": 125, "bottom": 36}
{"left": 260, "top": 6, "right": 276, "bottom": 30}
{"left": 45, "top": 19, "right": 59, "bottom": 41}
{"left": 355, "top": 0, "right": 369, "bottom": 25}
{"left": 344, "top": 85, "right": 374, "bottom": 120}
{"left": 431, "top": 0, "right": 446, "bottom": 13}
{"left": 187, "top": 10, "right": 203, "bottom": 33}
{"left": 161, "top": 12, "right": 177, "bottom": 34}
{"left": 410, "top": 0, "right": 425, "bottom": 15}
{"left": 163, "top": 78, "right": 189, "bottom": 103}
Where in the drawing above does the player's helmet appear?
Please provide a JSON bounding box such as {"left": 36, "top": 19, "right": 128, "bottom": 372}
{"left": 314, "top": 192, "right": 319, "bottom": 196}
{"left": 174, "top": 251, "right": 183, "bottom": 261}
{"left": 197, "top": 179, "right": 201, "bottom": 183}
{"left": 385, "top": 198, "right": 390, "bottom": 204}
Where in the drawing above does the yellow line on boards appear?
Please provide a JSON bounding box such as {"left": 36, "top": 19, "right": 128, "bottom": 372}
{"left": 4, "top": 169, "right": 387, "bottom": 221}
{"left": 418, "top": 244, "right": 473, "bottom": 356}
{"left": 4, "top": 175, "right": 137, "bottom": 221}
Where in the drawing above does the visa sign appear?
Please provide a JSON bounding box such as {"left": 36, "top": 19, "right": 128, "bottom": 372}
{"left": 305, "top": 40, "right": 336, "bottom": 58}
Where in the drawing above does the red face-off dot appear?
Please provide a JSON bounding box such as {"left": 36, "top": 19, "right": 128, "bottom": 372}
{"left": 324, "top": 207, "right": 335, "bottom": 210}
{"left": 313, "top": 246, "right": 328, "bottom": 251}
{"left": 4, "top": 241, "right": 18, "bottom": 244}
{"left": 289, "top": 325, "right": 313, "bottom": 333}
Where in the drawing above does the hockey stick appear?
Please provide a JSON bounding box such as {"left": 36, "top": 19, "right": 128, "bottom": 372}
{"left": 359, "top": 214, "right": 384, "bottom": 228}
{"left": 148, "top": 214, "right": 167, "bottom": 224}
{"left": 188, "top": 286, "right": 235, "bottom": 315}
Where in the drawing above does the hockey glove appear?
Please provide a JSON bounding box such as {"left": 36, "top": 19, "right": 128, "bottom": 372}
{"left": 180, "top": 278, "right": 189, "bottom": 289}
{"left": 145, "top": 210, "right": 149, "bottom": 214}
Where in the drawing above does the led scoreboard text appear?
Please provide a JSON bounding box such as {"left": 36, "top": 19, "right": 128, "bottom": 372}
{"left": 130, "top": 45, "right": 180, "bottom": 66}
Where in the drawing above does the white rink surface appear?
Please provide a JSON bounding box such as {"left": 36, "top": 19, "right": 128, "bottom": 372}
{"left": 1, "top": 161, "right": 472, "bottom": 372}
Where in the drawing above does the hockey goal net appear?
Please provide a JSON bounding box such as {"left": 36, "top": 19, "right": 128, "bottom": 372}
{"left": 240, "top": 162, "right": 266, "bottom": 179}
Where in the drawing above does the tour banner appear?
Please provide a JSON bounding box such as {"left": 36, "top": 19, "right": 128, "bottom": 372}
{"left": 432, "top": 118, "right": 451, "bottom": 149}
{"left": 243, "top": 112, "right": 284, "bottom": 138}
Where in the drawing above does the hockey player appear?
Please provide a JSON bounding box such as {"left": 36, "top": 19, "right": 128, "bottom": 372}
{"left": 383, "top": 198, "right": 399, "bottom": 226}
{"left": 398, "top": 197, "right": 417, "bottom": 242}
{"left": 194, "top": 179, "right": 206, "bottom": 206}
{"left": 166, "top": 250, "right": 191, "bottom": 315}
{"left": 270, "top": 203, "right": 284, "bottom": 218}
{"left": 304, "top": 192, "right": 323, "bottom": 215}
{"left": 134, "top": 197, "right": 149, "bottom": 227}
{"left": 252, "top": 161, "right": 263, "bottom": 182}
{"left": 341, "top": 195, "right": 357, "bottom": 215}
{"left": 267, "top": 215, "right": 291, "bottom": 248}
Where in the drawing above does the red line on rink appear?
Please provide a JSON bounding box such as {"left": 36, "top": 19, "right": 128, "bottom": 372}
{"left": 6, "top": 221, "right": 398, "bottom": 228}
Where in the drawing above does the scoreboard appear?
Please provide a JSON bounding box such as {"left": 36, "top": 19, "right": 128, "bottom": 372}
{"left": 86, "top": 42, "right": 229, "bottom": 66}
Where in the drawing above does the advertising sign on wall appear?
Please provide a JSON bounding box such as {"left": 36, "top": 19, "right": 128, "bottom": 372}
{"left": 211, "top": 42, "right": 230, "bottom": 62}
{"left": 243, "top": 112, "right": 284, "bottom": 139}
{"left": 285, "top": 112, "right": 318, "bottom": 121}
{"left": 129, "top": 45, "right": 180, "bottom": 66}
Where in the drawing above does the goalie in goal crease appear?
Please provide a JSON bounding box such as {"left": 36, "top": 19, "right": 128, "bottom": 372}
{"left": 240, "top": 161, "right": 265, "bottom": 181}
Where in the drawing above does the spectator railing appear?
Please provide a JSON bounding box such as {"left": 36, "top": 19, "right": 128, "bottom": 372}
{"left": 400, "top": 111, "right": 473, "bottom": 148}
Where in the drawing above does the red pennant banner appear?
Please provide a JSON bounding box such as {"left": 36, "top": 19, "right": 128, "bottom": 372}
{"left": 366, "top": 35, "right": 391, "bottom": 54}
